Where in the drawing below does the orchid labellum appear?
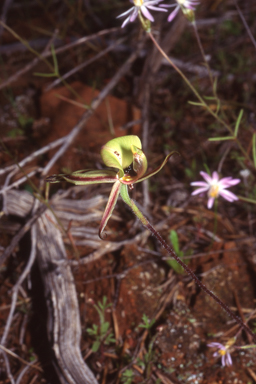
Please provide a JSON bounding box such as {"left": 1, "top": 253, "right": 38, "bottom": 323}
{"left": 46, "top": 135, "right": 175, "bottom": 238}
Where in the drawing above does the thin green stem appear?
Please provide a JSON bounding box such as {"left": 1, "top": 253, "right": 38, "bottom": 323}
{"left": 213, "top": 198, "right": 218, "bottom": 236}
{"left": 148, "top": 32, "right": 252, "bottom": 166}
{"left": 192, "top": 21, "right": 215, "bottom": 91}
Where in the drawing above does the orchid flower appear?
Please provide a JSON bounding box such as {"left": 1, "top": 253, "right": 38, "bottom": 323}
{"left": 45, "top": 137, "right": 256, "bottom": 343}
{"left": 161, "top": 0, "right": 199, "bottom": 23}
{"left": 208, "top": 342, "right": 233, "bottom": 367}
{"left": 191, "top": 171, "right": 240, "bottom": 209}
{"left": 117, "top": 0, "right": 167, "bottom": 29}
{"left": 46, "top": 135, "right": 175, "bottom": 239}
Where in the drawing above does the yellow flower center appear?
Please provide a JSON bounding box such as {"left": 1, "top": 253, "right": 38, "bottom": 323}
{"left": 208, "top": 184, "right": 219, "bottom": 198}
{"left": 134, "top": 0, "right": 144, "bottom": 6}
{"left": 219, "top": 349, "right": 227, "bottom": 356}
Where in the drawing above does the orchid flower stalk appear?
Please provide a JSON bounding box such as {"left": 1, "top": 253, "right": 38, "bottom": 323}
{"left": 46, "top": 135, "right": 256, "bottom": 343}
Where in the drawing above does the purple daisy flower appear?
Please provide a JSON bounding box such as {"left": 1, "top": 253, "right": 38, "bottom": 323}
{"left": 191, "top": 171, "right": 240, "bottom": 209}
{"left": 161, "top": 0, "right": 199, "bottom": 22}
{"left": 117, "top": 0, "right": 167, "bottom": 28}
{"left": 208, "top": 342, "right": 233, "bottom": 367}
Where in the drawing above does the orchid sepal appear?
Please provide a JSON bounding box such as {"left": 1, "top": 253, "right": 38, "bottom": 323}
{"left": 45, "top": 169, "right": 118, "bottom": 185}
{"left": 135, "top": 151, "right": 178, "bottom": 183}
{"left": 99, "top": 180, "right": 121, "bottom": 239}
{"left": 120, "top": 144, "right": 148, "bottom": 185}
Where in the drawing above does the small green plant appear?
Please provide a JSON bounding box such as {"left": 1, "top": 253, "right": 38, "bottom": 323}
{"left": 120, "top": 369, "right": 134, "bottom": 384}
{"left": 168, "top": 230, "right": 186, "bottom": 274}
{"left": 138, "top": 313, "right": 155, "bottom": 330}
{"left": 86, "top": 296, "right": 115, "bottom": 352}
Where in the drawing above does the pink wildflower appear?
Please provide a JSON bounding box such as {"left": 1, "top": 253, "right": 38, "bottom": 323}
{"left": 117, "top": 0, "right": 167, "bottom": 28}
{"left": 208, "top": 342, "right": 233, "bottom": 367}
{"left": 191, "top": 171, "right": 240, "bottom": 209}
{"left": 161, "top": 0, "right": 199, "bottom": 22}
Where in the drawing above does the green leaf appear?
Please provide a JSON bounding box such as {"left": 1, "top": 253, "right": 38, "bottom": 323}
{"left": 34, "top": 72, "right": 57, "bottom": 77}
{"left": 91, "top": 340, "right": 101, "bottom": 352}
{"left": 234, "top": 109, "right": 243, "bottom": 137}
{"left": 208, "top": 136, "right": 234, "bottom": 141}
{"left": 169, "top": 230, "right": 180, "bottom": 254}
{"left": 51, "top": 44, "right": 59, "bottom": 76}
{"left": 100, "top": 321, "right": 110, "bottom": 335}
{"left": 188, "top": 101, "right": 204, "bottom": 106}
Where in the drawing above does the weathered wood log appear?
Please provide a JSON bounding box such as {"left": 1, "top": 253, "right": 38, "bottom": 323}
{"left": 36, "top": 210, "right": 98, "bottom": 384}
{"left": 3, "top": 190, "right": 98, "bottom": 384}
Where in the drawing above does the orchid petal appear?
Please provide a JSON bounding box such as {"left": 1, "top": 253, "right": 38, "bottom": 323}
{"left": 46, "top": 169, "right": 117, "bottom": 185}
{"left": 136, "top": 151, "right": 178, "bottom": 183}
{"left": 99, "top": 180, "right": 121, "bottom": 239}
{"left": 121, "top": 144, "right": 148, "bottom": 184}
{"left": 101, "top": 135, "right": 142, "bottom": 177}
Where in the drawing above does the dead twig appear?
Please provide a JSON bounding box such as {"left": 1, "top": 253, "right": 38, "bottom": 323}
{"left": 0, "top": 26, "right": 119, "bottom": 90}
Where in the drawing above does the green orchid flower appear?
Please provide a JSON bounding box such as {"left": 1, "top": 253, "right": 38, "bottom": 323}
{"left": 45, "top": 135, "right": 256, "bottom": 342}
{"left": 46, "top": 135, "right": 175, "bottom": 239}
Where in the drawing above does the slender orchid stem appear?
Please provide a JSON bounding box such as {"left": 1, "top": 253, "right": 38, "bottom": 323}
{"left": 120, "top": 183, "right": 256, "bottom": 343}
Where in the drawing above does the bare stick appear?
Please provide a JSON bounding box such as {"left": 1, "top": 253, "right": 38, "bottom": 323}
{"left": 0, "top": 0, "right": 13, "bottom": 38}
{"left": 0, "top": 26, "right": 119, "bottom": 90}
{"left": 234, "top": 0, "right": 256, "bottom": 51}
{"left": 0, "top": 137, "right": 65, "bottom": 176}
{"left": 45, "top": 37, "right": 125, "bottom": 91}
{"left": 1, "top": 226, "right": 37, "bottom": 345}
{"left": 0, "top": 205, "right": 46, "bottom": 267}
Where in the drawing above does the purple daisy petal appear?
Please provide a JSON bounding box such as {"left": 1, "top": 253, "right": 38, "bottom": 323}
{"left": 219, "top": 178, "right": 240, "bottom": 187}
{"left": 117, "top": 7, "right": 134, "bottom": 18}
{"left": 207, "top": 197, "right": 215, "bottom": 209}
{"left": 159, "top": 3, "right": 176, "bottom": 8}
{"left": 190, "top": 181, "right": 209, "bottom": 187}
{"left": 141, "top": 5, "right": 154, "bottom": 21}
{"left": 212, "top": 171, "right": 219, "bottom": 182}
{"left": 130, "top": 8, "right": 139, "bottom": 22}
{"left": 200, "top": 171, "right": 212, "bottom": 184}
{"left": 167, "top": 5, "right": 180, "bottom": 22}
{"left": 191, "top": 187, "right": 209, "bottom": 195}
{"left": 208, "top": 342, "right": 224, "bottom": 348}
{"left": 219, "top": 189, "right": 239, "bottom": 202}
{"left": 146, "top": 4, "right": 168, "bottom": 12}
{"left": 226, "top": 353, "right": 233, "bottom": 366}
